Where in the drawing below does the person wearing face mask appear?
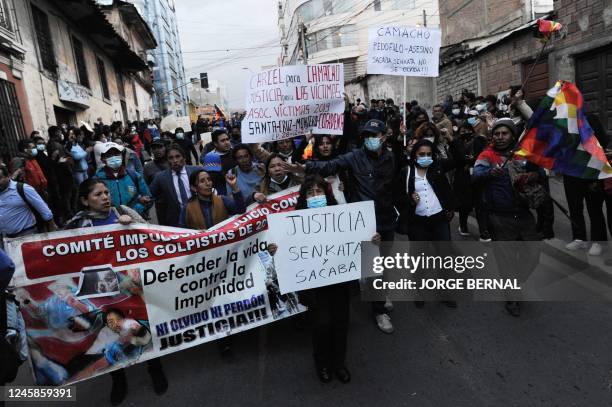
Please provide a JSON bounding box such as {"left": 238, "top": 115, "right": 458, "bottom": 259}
{"left": 267, "top": 175, "right": 381, "bottom": 383}
{"left": 253, "top": 153, "right": 300, "bottom": 203}
{"left": 172, "top": 127, "right": 198, "bottom": 166}
{"left": 285, "top": 119, "right": 397, "bottom": 333}
{"left": 466, "top": 110, "right": 489, "bottom": 138}
{"left": 395, "top": 139, "right": 457, "bottom": 240}
{"left": 10, "top": 139, "right": 48, "bottom": 198}
{"left": 143, "top": 141, "right": 169, "bottom": 185}
{"left": 95, "top": 143, "right": 152, "bottom": 215}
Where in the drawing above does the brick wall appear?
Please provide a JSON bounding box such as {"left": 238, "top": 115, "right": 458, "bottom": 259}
{"left": 436, "top": 60, "right": 479, "bottom": 101}
{"left": 440, "top": 0, "right": 526, "bottom": 45}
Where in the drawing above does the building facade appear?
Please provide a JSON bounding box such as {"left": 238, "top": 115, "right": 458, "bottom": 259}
{"left": 0, "top": 0, "right": 32, "bottom": 162}
{"left": 13, "top": 0, "right": 155, "bottom": 143}
{"left": 128, "top": 0, "right": 189, "bottom": 118}
{"left": 278, "top": 0, "right": 440, "bottom": 109}
{"left": 436, "top": 0, "right": 612, "bottom": 140}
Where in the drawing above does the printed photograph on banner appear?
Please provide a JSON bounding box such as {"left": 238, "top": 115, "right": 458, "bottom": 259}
{"left": 367, "top": 26, "right": 441, "bottom": 77}
{"left": 14, "top": 268, "right": 152, "bottom": 386}
{"left": 241, "top": 64, "right": 345, "bottom": 143}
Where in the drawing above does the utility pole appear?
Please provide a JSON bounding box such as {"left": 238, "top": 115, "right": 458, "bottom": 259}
{"left": 423, "top": 9, "right": 427, "bottom": 27}
{"left": 298, "top": 22, "right": 308, "bottom": 65}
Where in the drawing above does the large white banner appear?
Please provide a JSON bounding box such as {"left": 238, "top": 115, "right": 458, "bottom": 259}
{"left": 367, "top": 26, "right": 441, "bottom": 77}
{"left": 5, "top": 189, "right": 305, "bottom": 386}
{"left": 267, "top": 201, "right": 377, "bottom": 294}
{"left": 241, "top": 64, "right": 345, "bottom": 143}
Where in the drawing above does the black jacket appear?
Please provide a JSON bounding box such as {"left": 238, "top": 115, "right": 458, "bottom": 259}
{"left": 305, "top": 147, "right": 397, "bottom": 232}
{"left": 394, "top": 162, "right": 458, "bottom": 232}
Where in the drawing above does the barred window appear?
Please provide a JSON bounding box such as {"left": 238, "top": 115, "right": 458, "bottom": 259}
{"left": 72, "top": 36, "right": 89, "bottom": 88}
{"left": 0, "top": 0, "right": 13, "bottom": 32}
{"left": 31, "top": 5, "right": 56, "bottom": 72}
{"left": 96, "top": 57, "right": 110, "bottom": 100}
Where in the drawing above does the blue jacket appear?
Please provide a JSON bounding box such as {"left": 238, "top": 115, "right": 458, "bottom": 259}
{"left": 0, "top": 249, "right": 15, "bottom": 290}
{"left": 70, "top": 143, "right": 88, "bottom": 172}
{"left": 95, "top": 167, "right": 151, "bottom": 214}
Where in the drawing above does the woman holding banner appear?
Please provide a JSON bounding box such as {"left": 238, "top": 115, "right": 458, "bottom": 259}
{"left": 64, "top": 178, "right": 167, "bottom": 405}
{"left": 269, "top": 175, "right": 380, "bottom": 384}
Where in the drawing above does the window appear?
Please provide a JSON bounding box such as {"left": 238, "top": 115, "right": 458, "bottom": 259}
{"left": 0, "top": 0, "right": 13, "bottom": 32}
{"left": 392, "top": 0, "right": 416, "bottom": 9}
{"left": 96, "top": 57, "right": 110, "bottom": 100}
{"left": 116, "top": 70, "right": 125, "bottom": 98}
{"left": 72, "top": 36, "right": 89, "bottom": 88}
{"left": 373, "top": 0, "right": 381, "bottom": 11}
{"left": 306, "top": 25, "right": 357, "bottom": 54}
{"left": 31, "top": 5, "right": 56, "bottom": 72}
{"left": 132, "top": 79, "right": 138, "bottom": 106}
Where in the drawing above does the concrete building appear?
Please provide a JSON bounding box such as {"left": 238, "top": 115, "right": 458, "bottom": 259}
{"left": 127, "top": 0, "right": 189, "bottom": 117}
{"left": 187, "top": 79, "right": 229, "bottom": 113}
{"left": 0, "top": 0, "right": 31, "bottom": 162}
{"left": 436, "top": 0, "right": 612, "bottom": 141}
{"left": 277, "top": 0, "right": 440, "bottom": 109}
{"left": 440, "top": 0, "right": 553, "bottom": 46}
{"left": 436, "top": 0, "right": 553, "bottom": 103}
{"left": 3, "top": 0, "right": 156, "bottom": 156}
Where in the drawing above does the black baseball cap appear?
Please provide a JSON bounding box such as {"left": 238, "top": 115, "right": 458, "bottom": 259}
{"left": 361, "top": 119, "right": 386, "bottom": 135}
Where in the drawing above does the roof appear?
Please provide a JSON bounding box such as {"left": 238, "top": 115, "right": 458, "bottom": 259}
{"left": 440, "top": 15, "right": 550, "bottom": 66}
{"left": 106, "top": 1, "right": 158, "bottom": 49}
{"left": 48, "top": 0, "right": 148, "bottom": 72}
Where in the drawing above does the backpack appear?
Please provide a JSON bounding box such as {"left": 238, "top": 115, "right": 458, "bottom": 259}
{"left": 16, "top": 182, "right": 49, "bottom": 233}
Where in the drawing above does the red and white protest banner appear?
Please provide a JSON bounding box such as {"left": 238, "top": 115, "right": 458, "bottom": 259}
{"left": 5, "top": 188, "right": 304, "bottom": 386}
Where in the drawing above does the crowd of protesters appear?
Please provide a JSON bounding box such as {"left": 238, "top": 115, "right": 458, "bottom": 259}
{"left": 1, "top": 87, "right": 612, "bottom": 403}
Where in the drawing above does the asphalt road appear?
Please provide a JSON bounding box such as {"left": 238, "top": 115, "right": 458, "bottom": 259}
{"left": 7, "top": 176, "right": 612, "bottom": 407}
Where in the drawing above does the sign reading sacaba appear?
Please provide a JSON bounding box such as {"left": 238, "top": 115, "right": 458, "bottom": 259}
{"left": 367, "top": 26, "right": 441, "bottom": 77}
{"left": 241, "top": 64, "right": 345, "bottom": 143}
{"left": 5, "top": 189, "right": 304, "bottom": 386}
{"left": 267, "top": 201, "right": 377, "bottom": 294}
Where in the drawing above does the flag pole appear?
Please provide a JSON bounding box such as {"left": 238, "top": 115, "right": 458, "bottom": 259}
{"left": 520, "top": 37, "right": 550, "bottom": 93}
{"left": 403, "top": 75, "right": 407, "bottom": 147}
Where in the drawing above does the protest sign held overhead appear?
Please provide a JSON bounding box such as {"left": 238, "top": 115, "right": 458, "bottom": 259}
{"left": 367, "top": 26, "right": 441, "bottom": 77}
{"left": 267, "top": 201, "right": 377, "bottom": 294}
{"left": 5, "top": 189, "right": 305, "bottom": 386}
{"left": 241, "top": 64, "right": 345, "bottom": 143}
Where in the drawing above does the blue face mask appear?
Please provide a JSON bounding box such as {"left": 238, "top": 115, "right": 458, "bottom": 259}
{"left": 30, "top": 148, "right": 38, "bottom": 157}
{"left": 307, "top": 195, "right": 327, "bottom": 209}
{"left": 416, "top": 157, "right": 433, "bottom": 167}
{"left": 106, "top": 156, "right": 123, "bottom": 170}
{"left": 364, "top": 137, "right": 381, "bottom": 152}
{"left": 176, "top": 133, "right": 184, "bottom": 139}
{"left": 36, "top": 144, "right": 45, "bottom": 152}
{"left": 467, "top": 117, "right": 478, "bottom": 126}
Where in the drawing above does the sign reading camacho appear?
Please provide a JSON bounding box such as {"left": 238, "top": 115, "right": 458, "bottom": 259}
{"left": 367, "top": 26, "right": 441, "bottom": 77}
{"left": 5, "top": 189, "right": 305, "bottom": 386}
{"left": 241, "top": 64, "right": 345, "bottom": 143}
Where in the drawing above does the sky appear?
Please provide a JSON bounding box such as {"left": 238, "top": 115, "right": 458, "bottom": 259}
{"left": 174, "top": 0, "right": 281, "bottom": 110}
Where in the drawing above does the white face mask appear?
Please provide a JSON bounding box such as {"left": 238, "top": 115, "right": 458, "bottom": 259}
{"left": 424, "top": 137, "right": 435, "bottom": 143}
{"left": 452, "top": 109, "right": 460, "bottom": 115}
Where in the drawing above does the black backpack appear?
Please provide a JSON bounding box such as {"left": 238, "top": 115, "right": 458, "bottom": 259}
{"left": 16, "top": 182, "right": 49, "bottom": 233}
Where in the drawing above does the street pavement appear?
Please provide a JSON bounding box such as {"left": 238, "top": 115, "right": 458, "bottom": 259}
{"left": 8, "top": 176, "right": 612, "bottom": 407}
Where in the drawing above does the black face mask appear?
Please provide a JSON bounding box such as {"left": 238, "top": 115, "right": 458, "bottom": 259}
{"left": 460, "top": 133, "right": 474, "bottom": 140}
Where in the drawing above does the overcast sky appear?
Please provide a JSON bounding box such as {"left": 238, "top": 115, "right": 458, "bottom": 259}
{"left": 174, "top": 0, "right": 280, "bottom": 109}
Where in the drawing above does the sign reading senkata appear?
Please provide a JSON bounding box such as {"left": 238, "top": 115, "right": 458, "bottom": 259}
{"left": 367, "top": 26, "right": 441, "bottom": 77}
{"left": 241, "top": 64, "right": 345, "bottom": 143}
{"left": 267, "top": 201, "right": 377, "bottom": 294}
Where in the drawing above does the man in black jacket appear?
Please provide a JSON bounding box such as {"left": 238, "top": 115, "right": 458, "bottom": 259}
{"left": 286, "top": 119, "right": 398, "bottom": 334}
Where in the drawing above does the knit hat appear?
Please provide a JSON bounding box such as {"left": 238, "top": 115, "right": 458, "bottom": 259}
{"left": 202, "top": 152, "right": 222, "bottom": 172}
{"left": 491, "top": 118, "right": 518, "bottom": 138}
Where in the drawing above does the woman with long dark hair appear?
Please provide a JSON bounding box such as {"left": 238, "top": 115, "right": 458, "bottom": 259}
{"left": 253, "top": 153, "right": 300, "bottom": 203}
{"left": 269, "top": 175, "right": 380, "bottom": 384}
{"left": 64, "top": 178, "right": 167, "bottom": 405}
{"left": 310, "top": 134, "right": 347, "bottom": 204}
